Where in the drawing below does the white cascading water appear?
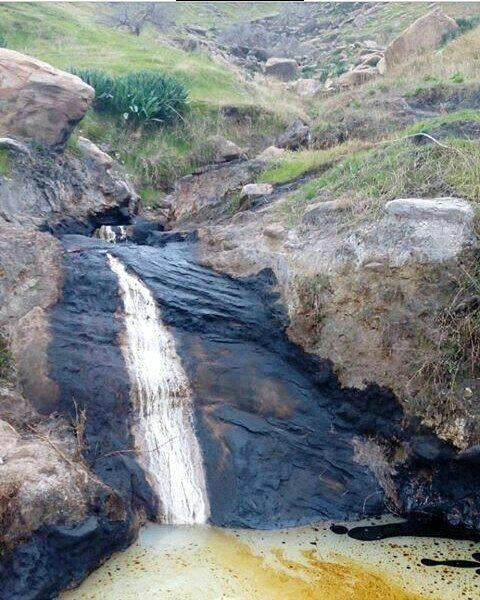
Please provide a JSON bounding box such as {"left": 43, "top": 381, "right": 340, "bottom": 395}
{"left": 107, "top": 254, "right": 210, "bottom": 524}
{"left": 95, "top": 225, "right": 127, "bottom": 243}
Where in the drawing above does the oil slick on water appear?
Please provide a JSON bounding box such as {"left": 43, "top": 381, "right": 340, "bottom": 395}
{"left": 62, "top": 519, "right": 479, "bottom": 600}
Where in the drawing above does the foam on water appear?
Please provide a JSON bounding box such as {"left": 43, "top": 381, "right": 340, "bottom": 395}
{"left": 108, "top": 254, "right": 210, "bottom": 524}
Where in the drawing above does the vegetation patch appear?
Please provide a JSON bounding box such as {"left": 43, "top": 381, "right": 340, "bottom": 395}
{"left": 284, "top": 137, "right": 480, "bottom": 221}
{"left": 140, "top": 187, "right": 164, "bottom": 210}
{"left": 257, "top": 142, "right": 369, "bottom": 186}
{"left": 79, "top": 107, "right": 284, "bottom": 193}
{"left": 70, "top": 67, "right": 188, "bottom": 125}
{"left": 0, "top": 149, "right": 10, "bottom": 177}
{"left": 405, "top": 109, "right": 480, "bottom": 135}
{"left": 0, "top": 336, "right": 12, "bottom": 382}
{"left": 410, "top": 242, "right": 480, "bottom": 439}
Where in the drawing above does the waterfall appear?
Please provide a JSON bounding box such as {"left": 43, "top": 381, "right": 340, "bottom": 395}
{"left": 107, "top": 254, "right": 210, "bottom": 524}
{"left": 95, "top": 225, "right": 127, "bottom": 243}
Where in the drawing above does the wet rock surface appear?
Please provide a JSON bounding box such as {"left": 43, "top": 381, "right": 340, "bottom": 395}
{"left": 47, "top": 236, "right": 393, "bottom": 529}
{"left": 43, "top": 236, "right": 480, "bottom": 536}
{"left": 0, "top": 143, "right": 136, "bottom": 232}
{"left": 0, "top": 514, "right": 136, "bottom": 600}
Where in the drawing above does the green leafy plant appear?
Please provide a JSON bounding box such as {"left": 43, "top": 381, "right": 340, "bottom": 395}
{"left": 450, "top": 71, "right": 465, "bottom": 84}
{"left": 69, "top": 67, "right": 115, "bottom": 111}
{"left": 69, "top": 68, "right": 188, "bottom": 126}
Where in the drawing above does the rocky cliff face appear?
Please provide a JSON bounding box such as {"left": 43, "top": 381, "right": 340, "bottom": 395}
{"left": 0, "top": 52, "right": 140, "bottom": 600}
{"left": 200, "top": 192, "right": 478, "bottom": 441}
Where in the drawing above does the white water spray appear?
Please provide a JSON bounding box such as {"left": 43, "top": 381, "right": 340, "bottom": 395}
{"left": 108, "top": 254, "right": 210, "bottom": 524}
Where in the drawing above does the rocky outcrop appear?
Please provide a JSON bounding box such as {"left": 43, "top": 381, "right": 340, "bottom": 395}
{"left": 0, "top": 54, "right": 142, "bottom": 599}
{"left": 198, "top": 196, "right": 478, "bottom": 446}
{"left": 0, "top": 141, "right": 137, "bottom": 232}
{"left": 169, "top": 158, "right": 266, "bottom": 223}
{"left": 265, "top": 57, "right": 299, "bottom": 81}
{"left": 383, "top": 9, "right": 459, "bottom": 72}
{"left": 0, "top": 49, "right": 94, "bottom": 148}
{"left": 195, "top": 192, "right": 480, "bottom": 531}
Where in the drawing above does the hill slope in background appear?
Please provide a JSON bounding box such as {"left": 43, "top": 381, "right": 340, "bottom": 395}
{"left": 1, "top": 2, "right": 480, "bottom": 195}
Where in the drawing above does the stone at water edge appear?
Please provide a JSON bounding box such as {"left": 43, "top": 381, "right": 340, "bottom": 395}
{"left": 0, "top": 48, "right": 94, "bottom": 148}
{"left": 257, "top": 146, "right": 285, "bottom": 161}
{"left": 240, "top": 183, "right": 273, "bottom": 199}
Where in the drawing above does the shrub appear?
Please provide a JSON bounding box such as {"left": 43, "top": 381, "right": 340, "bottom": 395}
{"left": 69, "top": 67, "right": 115, "bottom": 111}
{"left": 69, "top": 68, "right": 188, "bottom": 126}
{"left": 0, "top": 32, "right": 6, "bottom": 48}
{"left": 111, "top": 71, "right": 188, "bottom": 124}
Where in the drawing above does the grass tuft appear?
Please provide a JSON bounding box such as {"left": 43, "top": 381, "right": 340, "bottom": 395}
{"left": 257, "top": 142, "right": 369, "bottom": 186}
{"left": 0, "top": 336, "right": 11, "bottom": 382}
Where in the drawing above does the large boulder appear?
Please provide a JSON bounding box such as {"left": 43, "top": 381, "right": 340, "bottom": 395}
{"left": 265, "top": 58, "right": 299, "bottom": 81}
{"left": 0, "top": 49, "right": 94, "bottom": 148}
{"left": 383, "top": 9, "right": 459, "bottom": 72}
{"left": 170, "top": 158, "right": 266, "bottom": 223}
{"left": 0, "top": 142, "right": 136, "bottom": 231}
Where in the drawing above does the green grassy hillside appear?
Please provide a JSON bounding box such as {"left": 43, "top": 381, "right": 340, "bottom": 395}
{"left": 0, "top": 2, "right": 256, "bottom": 106}
{"left": 0, "top": 2, "right": 298, "bottom": 193}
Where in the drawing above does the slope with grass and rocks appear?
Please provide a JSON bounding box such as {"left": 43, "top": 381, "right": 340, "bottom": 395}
{"left": 0, "top": 1, "right": 303, "bottom": 200}
{"left": 172, "top": 4, "right": 480, "bottom": 449}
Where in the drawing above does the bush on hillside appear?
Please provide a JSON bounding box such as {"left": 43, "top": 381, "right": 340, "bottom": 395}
{"left": 69, "top": 67, "right": 188, "bottom": 125}
{"left": 69, "top": 68, "right": 115, "bottom": 111}
{"left": 442, "top": 14, "right": 480, "bottom": 45}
